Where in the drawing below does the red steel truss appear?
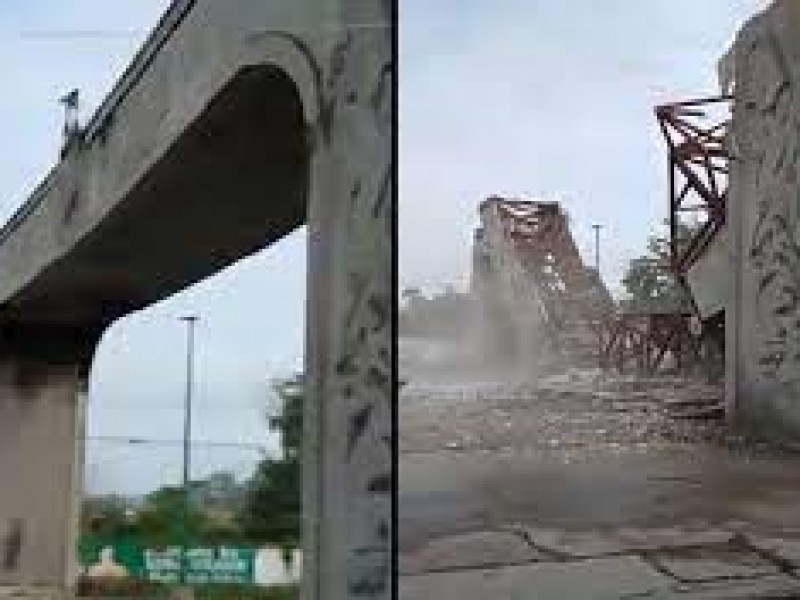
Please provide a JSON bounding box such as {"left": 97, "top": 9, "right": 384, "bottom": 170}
{"left": 655, "top": 95, "right": 732, "bottom": 279}
{"left": 473, "top": 197, "right": 614, "bottom": 366}
{"left": 598, "top": 312, "right": 702, "bottom": 375}
{"left": 597, "top": 96, "right": 730, "bottom": 376}
{"left": 478, "top": 197, "right": 613, "bottom": 326}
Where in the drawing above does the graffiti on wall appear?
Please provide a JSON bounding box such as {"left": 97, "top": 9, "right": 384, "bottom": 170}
{"left": 739, "top": 20, "right": 800, "bottom": 388}
{"left": 322, "top": 11, "right": 393, "bottom": 600}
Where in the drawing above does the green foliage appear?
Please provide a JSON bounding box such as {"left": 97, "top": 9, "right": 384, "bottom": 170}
{"left": 133, "top": 486, "right": 207, "bottom": 547}
{"left": 80, "top": 375, "right": 304, "bottom": 559}
{"left": 398, "top": 287, "right": 471, "bottom": 337}
{"left": 82, "top": 495, "right": 137, "bottom": 539}
{"left": 237, "top": 458, "right": 300, "bottom": 550}
{"left": 237, "top": 374, "right": 303, "bottom": 552}
{"left": 621, "top": 221, "right": 694, "bottom": 313}
{"left": 82, "top": 477, "right": 247, "bottom": 548}
{"left": 267, "top": 374, "right": 304, "bottom": 461}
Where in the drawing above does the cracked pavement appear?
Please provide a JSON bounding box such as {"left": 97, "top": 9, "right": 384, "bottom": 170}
{"left": 399, "top": 340, "right": 800, "bottom": 599}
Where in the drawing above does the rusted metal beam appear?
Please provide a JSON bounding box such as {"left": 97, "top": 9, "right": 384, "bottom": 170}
{"left": 655, "top": 95, "right": 731, "bottom": 279}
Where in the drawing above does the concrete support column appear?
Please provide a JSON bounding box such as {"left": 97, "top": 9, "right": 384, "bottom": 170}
{"left": 727, "top": 1, "right": 800, "bottom": 439}
{"left": 303, "top": 3, "right": 393, "bottom": 600}
{"left": 0, "top": 360, "right": 84, "bottom": 590}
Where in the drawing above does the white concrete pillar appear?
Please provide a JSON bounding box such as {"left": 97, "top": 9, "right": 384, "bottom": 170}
{"left": 302, "top": 2, "right": 393, "bottom": 600}
{"left": 0, "top": 361, "right": 83, "bottom": 589}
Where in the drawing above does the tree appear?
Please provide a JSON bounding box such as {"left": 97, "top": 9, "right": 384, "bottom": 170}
{"left": 81, "top": 495, "right": 137, "bottom": 539}
{"left": 133, "top": 486, "right": 207, "bottom": 548}
{"left": 237, "top": 374, "right": 303, "bottom": 557}
{"left": 621, "top": 220, "right": 694, "bottom": 313}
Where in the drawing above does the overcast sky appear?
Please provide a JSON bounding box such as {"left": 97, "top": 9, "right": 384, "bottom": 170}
{"left": 400, "top": 0, "right": 769, "bottom": 296}
{"left": 0, "top": 1, "right": 305, "bottom": 495}
{"left": 0, "top": 1, "right": 771, "bottom": 494}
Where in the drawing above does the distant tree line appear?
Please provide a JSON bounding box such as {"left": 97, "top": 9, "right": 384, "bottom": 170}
{"left": 82, "top": 374, "right": 303, "bottom": 558}
{"left": 399, "top": 286, "right": 473, "bottom": 338}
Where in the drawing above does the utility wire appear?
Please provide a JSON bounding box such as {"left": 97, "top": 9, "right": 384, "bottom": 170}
{"left": 85, "top": 435, "right": 270, "bottom": 450}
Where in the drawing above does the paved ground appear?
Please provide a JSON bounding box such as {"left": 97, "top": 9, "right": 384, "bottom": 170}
{"left": 399, "top": 345, "right": 800, "bottom": 599}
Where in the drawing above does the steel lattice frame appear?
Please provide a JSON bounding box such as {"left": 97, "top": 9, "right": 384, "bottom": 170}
{"left": 598, "top": 96, "right": 731, "bottom": 376}
{"left": 479, "top": 197, "right": 612, "bottom": 328}
{"left": 598, "top": 312, "right": 702, "bottom": 375}
{"left": 655, "top": 95, "right": 732, "bottom": 279}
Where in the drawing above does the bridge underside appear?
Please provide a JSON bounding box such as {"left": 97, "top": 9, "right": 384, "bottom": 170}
{"left": 0, "top": 1, "right": 393, "bottom": 597}
{"left": 1, "top": 66, "right": 306, "bottom": 353}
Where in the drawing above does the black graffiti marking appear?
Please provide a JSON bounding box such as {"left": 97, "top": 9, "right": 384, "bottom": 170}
{"left": 336, "top": 352, "right": 358, "bottom": 377}
{"left": 775, "top": 286, "right": 799, "bottom": 315}
{"left": 347, "top": 403, "right": 374, "bottom": 460}
{"left": 759, "top": 346, "right": 786, "bottom": 368}
{"left": 376, "top": 519, "right": 389, "bottom": 541}
{"left": 367, "top": 474, "right": 391, "bottom": 494}
{"left": 371, "top": 166, "right": 391, "bottom": 220}
{"left": 63, "top": 191, "right": 80, "bottom": 226}
{"left": 345, "top": 272, "right": 371, "bottom": 331}
{"left": 328, "top": 32, "right": 353, "bottom": 88}
{"left": 368, "top": 293, "right": 389, "bottom": 332}
{"left": 750, "top": 207, "right": 776, "bottom": 261}
{"left": 758, "top": 270, "right": 779, "bottom": 296}
{"left": 365, "top": 365, "right": 390, "bottom": 392}
{"left": 351, "top": 178, "right": 363, "bottom": 200}
{"left": 2, "top": 519, "right": 22, "bottom": 571}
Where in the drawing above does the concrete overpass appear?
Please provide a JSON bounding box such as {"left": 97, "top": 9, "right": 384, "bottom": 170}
{"left": 0, "top": 1, "right": 392, "bottom": 598}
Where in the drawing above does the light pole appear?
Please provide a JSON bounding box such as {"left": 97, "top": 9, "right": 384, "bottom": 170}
{"left": 592, "top": 224, "right": 602, "bottom": 275}
{"left": 179, "top": 315, "right": 199, "bottom": 589}
{"left": 591, "top": 224, "right": 603, "bottom": 371}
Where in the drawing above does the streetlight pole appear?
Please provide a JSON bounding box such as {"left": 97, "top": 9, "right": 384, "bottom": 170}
{"left": 592, "top": 224, "right": 602, "bottom": 275}
{"left": 180, "top": 315, "right": 199, "bottom": 590}
{"left": 591, "top": 224, "right": 603, "bottom": 371}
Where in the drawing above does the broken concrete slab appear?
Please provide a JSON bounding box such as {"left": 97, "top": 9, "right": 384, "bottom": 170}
{"left": 746, "top": 535, "right": 800, "bottom": 567}
{"left": 520, "top": 528, "right": 629, "bottom": 558}
{"left": 399, "top": 556, "right": 672, "bottom": 600}
{"left": 651, "top": 575, "right": 800, "bottom": 599}
{"left": 399, "top": 530, "right": 542, "bottom": 575}
{"left": 615, "top": 527, "right": 735, "bottom": 551}
{"left": 652, "top": 546, "right": 779, "bottom": 582}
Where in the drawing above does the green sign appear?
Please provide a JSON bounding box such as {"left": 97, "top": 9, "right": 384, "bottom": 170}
{"left": 145, "top": 547, "right": 255, "bottom": 584}
{"left": 78, "top": 538, "right": 255, "bottom": 585}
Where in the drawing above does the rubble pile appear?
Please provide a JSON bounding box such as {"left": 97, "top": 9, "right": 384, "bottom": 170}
{"left": 400, "top": 369, "right": 727, "bottom": 456}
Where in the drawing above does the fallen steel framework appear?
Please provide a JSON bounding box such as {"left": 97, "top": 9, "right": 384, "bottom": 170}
{"left": 598, "top": 312, "right": 702, "bottom": 374}
{"left": 598, "top": 96, "right": 731, "bottom": 376}
{"left": 472, "top": 197, "right": 614, "bottom": 366}
{"left": 656, "top": 95, "right": 731, "bottom": 281}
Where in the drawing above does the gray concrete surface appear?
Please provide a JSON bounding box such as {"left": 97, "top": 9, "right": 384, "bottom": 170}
{"left": 727, "top": 0, "right": 800, "bottom": 440}
{"left": 0, "top": 1, "right": 393, "bottom": 598}
{"left": 0, "top": 364, "right": 82, "bottom": 588}
{"left": 399, "top": 362, "right": 800, "bottom": 598}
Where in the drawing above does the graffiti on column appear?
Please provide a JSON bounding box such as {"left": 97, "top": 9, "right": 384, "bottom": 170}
{"left": 742, "top": 25, "right": 800, "bottom": 386}
{"left": 2, "top": 519, "right": 23, "bottom": 572}
{"left": 321, "top": 13, "right": 393, "bottom": 599}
